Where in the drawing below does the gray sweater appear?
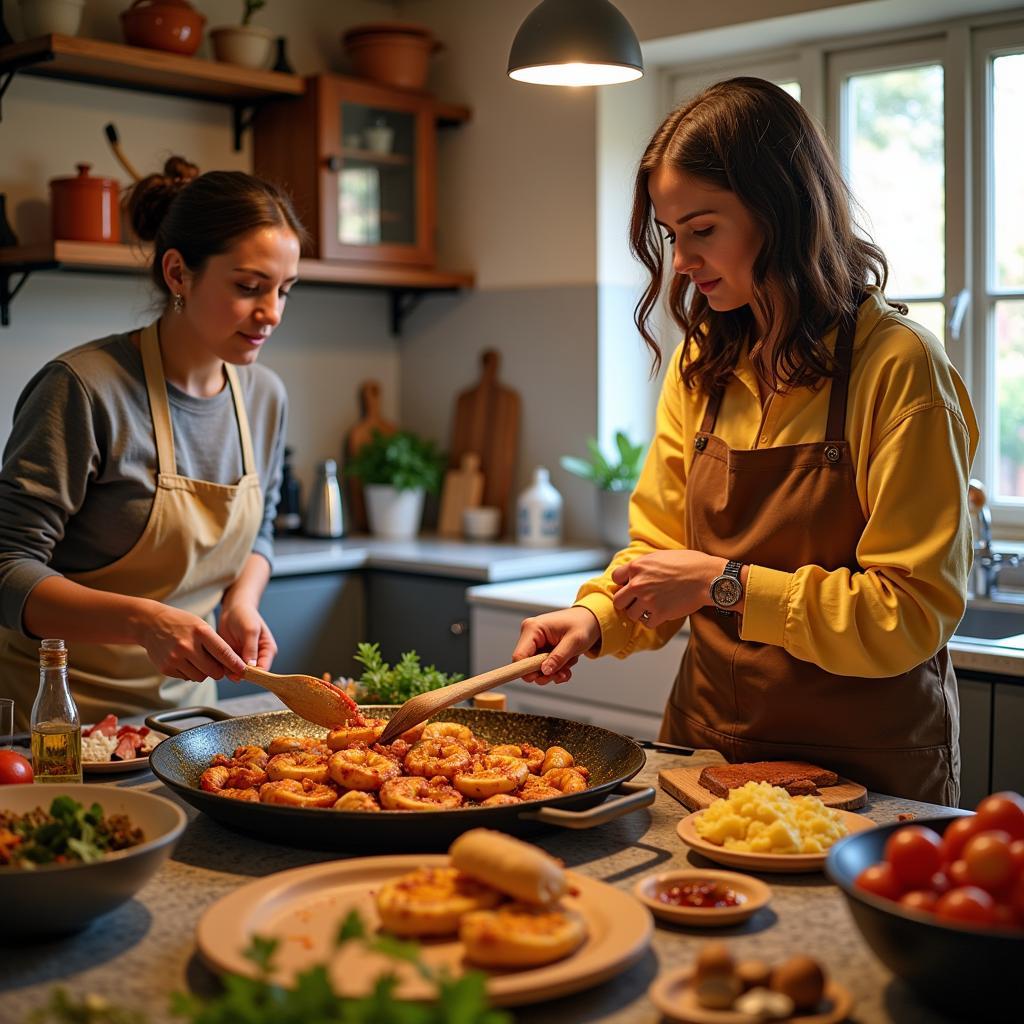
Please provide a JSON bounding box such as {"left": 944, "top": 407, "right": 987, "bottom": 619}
{"left": 0, "top": 332, "right": 286, "bottom": 633}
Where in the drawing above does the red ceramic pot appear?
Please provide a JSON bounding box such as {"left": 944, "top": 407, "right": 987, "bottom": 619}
{"left": 50, "top": 163, "right": 121, "bottom": 243}
{"left": 121, "top": 0, "right": 205, "bottom": 57}
{"left": 341, "top": 22, "right": 441, "bottom": 91}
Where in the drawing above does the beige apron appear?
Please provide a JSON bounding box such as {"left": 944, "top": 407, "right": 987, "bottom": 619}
{"left": 0, "top": 322, "right": 264, "bottom": 729}
{"left": 660, "top": 304, "right": 961, "bottom": 805}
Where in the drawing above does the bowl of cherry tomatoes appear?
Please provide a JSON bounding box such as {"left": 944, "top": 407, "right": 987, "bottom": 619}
{"left": 826, "top": 792, "right": 1024, "bottom": 1019}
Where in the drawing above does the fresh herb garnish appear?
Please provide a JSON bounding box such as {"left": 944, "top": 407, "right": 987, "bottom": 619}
{"left": 352, "top": 643, "right": 463, "bottom": 705}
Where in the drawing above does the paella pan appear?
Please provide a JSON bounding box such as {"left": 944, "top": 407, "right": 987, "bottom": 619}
{"left": 147, "top": 705, "right": 654, "bottom": 850}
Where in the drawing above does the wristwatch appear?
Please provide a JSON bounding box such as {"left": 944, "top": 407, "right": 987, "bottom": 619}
{"left": 709, "top": 560, "right": 744, "bottom": 613}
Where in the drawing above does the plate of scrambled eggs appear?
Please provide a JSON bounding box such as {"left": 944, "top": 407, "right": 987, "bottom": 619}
{"left": 676, "top": 781, "right": 875, "bottom": 873}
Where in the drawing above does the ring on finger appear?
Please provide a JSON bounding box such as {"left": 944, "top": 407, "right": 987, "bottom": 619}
{"left": 640, "top": 609, "right": 651, "bottom": 623}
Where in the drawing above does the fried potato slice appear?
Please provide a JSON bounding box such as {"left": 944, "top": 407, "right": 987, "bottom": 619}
{"left": 459, "top": 902, "right": 587, "bottom": 967}
{"left": 376, "top": 866, "right": 503, "bottom": 936}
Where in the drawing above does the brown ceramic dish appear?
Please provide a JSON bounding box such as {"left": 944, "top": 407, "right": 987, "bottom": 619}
{"left": 121, "top": 0, "right": 206, "bottom": 56}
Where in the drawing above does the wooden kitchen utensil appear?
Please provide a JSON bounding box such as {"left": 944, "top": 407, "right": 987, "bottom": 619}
{"left": 449, "top": 350, "right": 520, "bottom": 534}
{"left": 344, "top": 380, "right": 397, "bottom": 531}
{"left": 377, "top": 654, "right": 547, "bottom": 744}
{"left": 658, "top": 764, "right": 868, "bottom": 810}
{"left": 438, "top": 451, "right": 485, "bottom": 536}
{"left": 241, "top": 666, "right": 363, "bottom": 728}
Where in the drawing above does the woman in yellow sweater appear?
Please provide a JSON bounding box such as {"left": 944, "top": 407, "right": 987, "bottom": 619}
{"left": 512, "top": 78, "right": 978, "bottom": 805}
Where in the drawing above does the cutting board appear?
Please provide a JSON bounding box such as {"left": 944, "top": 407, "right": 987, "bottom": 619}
{"left": 438, "top": 452, "right": 485, "bottom": 536}
{"left": 344, "top": 380, "right": 396, "bottom": 532}
{"left": 658, "top": 764, "right": 868, "bottom": 811}
{"left": 449, "top": 350, "right": 520, "bottom": 535}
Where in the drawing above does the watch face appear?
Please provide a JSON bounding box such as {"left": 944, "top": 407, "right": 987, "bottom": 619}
{"left": 712, "top": 575, "right": 742, "bottom": 607}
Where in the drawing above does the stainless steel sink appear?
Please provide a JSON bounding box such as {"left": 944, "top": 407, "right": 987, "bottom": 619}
{"left": 954, "top": 605, "right": 1024, "bottom": 641}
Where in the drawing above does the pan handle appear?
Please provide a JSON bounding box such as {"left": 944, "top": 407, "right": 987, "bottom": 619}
{"left": 631, "top": 738, "right": 696, "bottom": 756}
{"left": 518, "top": 780, "right": 655, "bottom": 829}
{"left": 144, "top": 705, "right": 234, "bottom": 736}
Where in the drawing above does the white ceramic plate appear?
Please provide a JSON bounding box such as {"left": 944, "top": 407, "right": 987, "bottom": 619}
{"left": 81, "top": 726, "right": 164, "bottom": 774}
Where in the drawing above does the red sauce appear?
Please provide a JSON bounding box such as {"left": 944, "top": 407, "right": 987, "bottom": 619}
{"left": 656, "top": 881, "right": 745, "bottom": 909}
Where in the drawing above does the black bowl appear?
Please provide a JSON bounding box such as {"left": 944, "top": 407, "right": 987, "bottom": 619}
{"left": 826, "top": 814, "right": 1023, "bottom": 1020}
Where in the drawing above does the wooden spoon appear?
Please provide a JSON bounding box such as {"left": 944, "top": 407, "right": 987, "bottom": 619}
{"left": 241, "top": 665, "right": 363, "bottom": 728}
{"left": 377, "top": 654, "right": 547, "bottom": 745}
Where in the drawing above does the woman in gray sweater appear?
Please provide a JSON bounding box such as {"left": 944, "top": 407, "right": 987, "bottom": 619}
{"left": 0, "top": 160, "right": 306, "bottom": 727}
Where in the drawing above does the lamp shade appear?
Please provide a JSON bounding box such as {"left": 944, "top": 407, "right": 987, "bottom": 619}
{"left": 507, "top": 0, "right": 643, "bottom": 87}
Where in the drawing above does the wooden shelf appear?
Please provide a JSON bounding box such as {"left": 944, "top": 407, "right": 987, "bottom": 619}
{"left": 0, "top": 241, "right": 474, "bottom": 333}
{"left": 0, "top": 33, "right": 304, "bottom": 101}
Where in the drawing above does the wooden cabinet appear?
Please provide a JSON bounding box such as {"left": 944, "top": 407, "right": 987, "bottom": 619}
{"left": 992, "top": 681, "right": 1024, "bottom": 795}
{"left": 254, "top": 75, "right": 466, "bottom": 268}
{"left": 957, "top": 677, "right": 993, "bottom": 809}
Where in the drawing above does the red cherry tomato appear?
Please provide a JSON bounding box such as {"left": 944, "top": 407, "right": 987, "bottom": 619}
{"left": 899, "top": 890, "right": 939, "bottom": 913}
{"left": 963, "top": 831, "right": 1015, "bottom": 893}
{"left": 941, "top": 815, "right": 982, "bottom": 864}
{"left": 1009, "top": 839, "right": 1024, "bottom": 877}
{"left": 934, "top": 886, "right": 996, "bottom": 926}
{"left": 855, "top": 862, "right": 903, "bottom": 902}
{"left": 975, "top": 792, "right": 1024, "bottom": 841}
{"left": 884, "top": 825, "right": 944, "bottom": 889}
{"left": 0, "top": 750, "right": 33, "bottom": 784}
{"left": 948, "top": 859, "right": 971, "bottom": 887}
{"left": 929, "top": 870, "right": 951, "bottom": 895}
{"left": 992, "top": 902, "right": 1019, "bottom": 930}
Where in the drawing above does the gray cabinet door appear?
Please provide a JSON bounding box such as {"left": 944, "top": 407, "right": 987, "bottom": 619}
{"left": 957, "top": 677, "right": 992, "bottom": 809}
{"left": 366, "top": 571, "right": 470, "bottom": 676}
{"left": 993, "top": 682, "right": 1024, "bottom": 794}
{"left": 228, "top": 572, "right": 365, "bottom": 697}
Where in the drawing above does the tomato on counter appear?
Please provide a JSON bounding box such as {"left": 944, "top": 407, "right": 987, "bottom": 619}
{"left": 855, "top": 791, "right": 1024, "bottom": 932}
{"left": 0, "top": 750, "right": 34, "bottom": 784}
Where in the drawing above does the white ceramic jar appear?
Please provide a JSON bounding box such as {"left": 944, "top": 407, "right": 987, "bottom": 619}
{"left": 516, "top": 467, "right": 563, "bottom": 547}
{"left": 19, "top": 0, "right": 85, "bottom": 38}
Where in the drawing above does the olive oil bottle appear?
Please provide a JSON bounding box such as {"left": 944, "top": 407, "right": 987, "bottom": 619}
{"left": 30, "top": 639, "right": 82, "bottom": 784}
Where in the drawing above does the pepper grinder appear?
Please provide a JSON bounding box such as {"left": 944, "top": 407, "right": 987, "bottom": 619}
{"left": 304, "top": 459, "right": 345, "bottom": 538}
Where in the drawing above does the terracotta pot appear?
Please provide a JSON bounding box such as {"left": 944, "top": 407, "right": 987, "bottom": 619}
{"left": 340, "top": 21, "right": 441, "bottom": 91}
{"left": 49, "top": 163, "right": 121, "bottom": 244}
{"left": 121, "top": 0, "right": 205, "bottom": 57}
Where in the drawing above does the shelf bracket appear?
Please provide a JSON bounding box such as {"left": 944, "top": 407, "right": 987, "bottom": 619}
{"left": 231, "top": 103, "right": 258, "bottom": 152}
{"left": 389, "top": 289, "right": 427, "bottom": 336}
{"left": 0, "top": 268, "right": 33, "bottom": 327}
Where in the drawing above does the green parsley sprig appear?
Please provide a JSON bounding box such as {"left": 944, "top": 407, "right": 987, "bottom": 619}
{"left": 352, "top": 643, "right": 463, "bottom": 705}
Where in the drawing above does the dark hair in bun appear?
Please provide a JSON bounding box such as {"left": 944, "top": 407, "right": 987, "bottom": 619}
{"left": 126, "top": 157, "right": 308, "bottom": 299}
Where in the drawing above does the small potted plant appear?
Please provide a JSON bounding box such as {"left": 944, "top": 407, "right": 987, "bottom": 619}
{"left": 561, "top": 431, "right": 646, "bottom": 548}
{"left": 210, "top": 0, "right": 275, "bottom": 70}
{"left": 346, "top": 429, "right": 446, "bottom": 539}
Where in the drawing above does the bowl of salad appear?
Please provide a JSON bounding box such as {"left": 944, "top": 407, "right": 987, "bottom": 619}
{"left": 0, "top": 783, "right": 187, "bottom": 935}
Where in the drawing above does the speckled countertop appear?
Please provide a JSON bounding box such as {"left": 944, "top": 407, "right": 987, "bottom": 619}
{"left": 2, "top": 694, "right": 963, "bottom": 1024}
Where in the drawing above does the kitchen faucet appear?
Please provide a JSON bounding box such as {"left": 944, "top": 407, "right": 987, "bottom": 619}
{"left": 968, "top": 478, "right": 1019, "bottom": 599}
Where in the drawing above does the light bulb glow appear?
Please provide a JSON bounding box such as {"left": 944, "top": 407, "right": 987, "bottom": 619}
{"left": 508, "top": 62, "right": 643, "bottom": 87}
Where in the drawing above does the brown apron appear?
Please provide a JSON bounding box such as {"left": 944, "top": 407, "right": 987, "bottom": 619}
{"left": 660, "top": 306, "right": 960, "bottom": 805}
{"left": 0, "top": 321, "right": 264, "bottom": 730}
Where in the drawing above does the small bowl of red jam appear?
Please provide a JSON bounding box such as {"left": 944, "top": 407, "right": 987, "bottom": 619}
{"left": 633, "top": 868, "right": 771, "bottom": 927}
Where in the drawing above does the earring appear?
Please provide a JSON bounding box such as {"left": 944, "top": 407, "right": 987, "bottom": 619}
{"left": 172, "top": 293, "right": 184, "bottom": 314}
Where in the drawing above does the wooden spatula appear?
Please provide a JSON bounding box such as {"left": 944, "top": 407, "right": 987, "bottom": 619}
{"left": 241, "top": 665, "right": 363, "bottom": 728}
{"left": 377, "top": 654, "right": 547, "bottom": 745}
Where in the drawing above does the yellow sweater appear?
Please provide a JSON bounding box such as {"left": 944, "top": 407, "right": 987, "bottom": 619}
{"left": 576, "top": 289, "right": 979, "bottom": 678}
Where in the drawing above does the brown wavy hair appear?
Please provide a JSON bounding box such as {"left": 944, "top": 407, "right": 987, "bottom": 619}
{"left": 630, "top": 77, "right": 888, "bottom": 392}
{"left": 126, "top": 157, "right": 308, "bottom": 301}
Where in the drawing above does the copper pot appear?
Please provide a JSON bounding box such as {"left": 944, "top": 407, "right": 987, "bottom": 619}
{"left": 49, "top": 163, "right": 121, "bottom": 243}
{"left": 121, "top": 0, "right": 205, "bottom": 57}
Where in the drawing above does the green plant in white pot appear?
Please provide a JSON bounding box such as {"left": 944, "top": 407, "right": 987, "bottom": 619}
{"left": 561, "top": 432, "right": 645, "bottom": 548}
{"left": 211, "top": 0, "right": 275, "bottom": 70}
{"left": 346, "top": 429, "right": 446, "bottom": 539}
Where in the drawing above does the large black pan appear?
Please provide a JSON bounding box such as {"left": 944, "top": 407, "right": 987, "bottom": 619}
{"left": 146, "top": 705, "right": 654, "bottom": 851}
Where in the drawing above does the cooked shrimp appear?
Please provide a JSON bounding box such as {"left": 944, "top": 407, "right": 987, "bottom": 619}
{"left": 373, "top": 738, "right": 411, "bottom": 763}
{"left": 490, "top": 743, "right": 545, "bottom": 773}
{"left": 404, "top": 738, "right": 473, "bottom": 779}
{"left": 542, "top": 766, "right": 590, "bottom": 793}
{"left": 423, "top": 721, "right": 488, "bottom": 754}
{"left": 266, "top": 750, "right": 330, "bottom": 784}
{"left": 478, "top": 793, "right": 521, "bottom": 806}
{"left": 379, "top": 775, "right": 464, "bottom": 810}
{"left": 453, "top": 754, "right": 530, "bottom": 799}
{"left": 259, "top": 778, "right": 339, "bottom": 808}
{"left": 516, "top": 776, "right": 564, "bottom": 801}
{"left": 200, "top": 765, "right": 265, "bottom": 799}
{"left": 332, "top": 790, "right": 381, "bottom": 812}
{"left": 326, "top": 718, "right": 387, "bottom": 749}
{"left": 541, "top": 746, "right": 575, "bottom": 773}
{"left": 328, "top": 744, "right": 402, "bottom": 791}
{"left": 267, "top": 735, "right": 328, "bottom": 756}
{"left": 209, "top": 744, "right": 270, "bottom": 770}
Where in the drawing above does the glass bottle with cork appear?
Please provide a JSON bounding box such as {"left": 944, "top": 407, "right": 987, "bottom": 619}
{"left": 30, "top": 639, "right": 82, "bottom": 783}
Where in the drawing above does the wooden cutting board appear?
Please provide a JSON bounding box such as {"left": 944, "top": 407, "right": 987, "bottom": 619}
{"left": 344, "top": 380, "right": 396, "bottom": 532}
{"left": 449, "top": 350, "right": 520, "bottom": 535}
{"left": 659, "top": 764, "right": 868, "bottom": 810}
{"left": 438, "top": 452, "right": 485, "bottom": 536}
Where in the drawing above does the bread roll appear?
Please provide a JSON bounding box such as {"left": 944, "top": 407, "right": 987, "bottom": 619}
{"left": 448, "top": 828, "right": 567, "bottom": 905}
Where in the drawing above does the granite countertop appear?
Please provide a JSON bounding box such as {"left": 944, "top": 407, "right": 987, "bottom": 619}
{"left": 271, "top": 535, "right": 609, "bottom": 582}
{"left": 467, "top": 574, "right": 1024, "bottom": 681}
{"left": 4, "top": 693, "right": 962, "bottom": 1024}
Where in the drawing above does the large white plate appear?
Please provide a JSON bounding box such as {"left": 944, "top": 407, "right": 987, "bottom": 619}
{"left": 676, "top": 809, "right": 876, "bottom": 873}
{"left": 196, "top": 854, "right": 653, "bottom": 1007}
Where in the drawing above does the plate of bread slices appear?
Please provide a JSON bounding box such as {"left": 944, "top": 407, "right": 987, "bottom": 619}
{"left": 195, "top": 829, "right": 653, "bottom": 1006}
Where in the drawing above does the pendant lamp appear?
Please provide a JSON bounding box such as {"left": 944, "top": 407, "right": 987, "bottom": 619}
{"left": 507, "top": 0, "right": 643, "bottom": 87}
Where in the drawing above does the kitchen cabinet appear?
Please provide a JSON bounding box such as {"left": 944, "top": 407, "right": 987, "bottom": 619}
{"left": 957, "top": 677, "right": 992, "bottom": 808}
{"left": 253, "top": 74, "right": 469, "bottom": 268}
{"left": 992, "top": 681, "right": 1024, "bottom": 794}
